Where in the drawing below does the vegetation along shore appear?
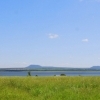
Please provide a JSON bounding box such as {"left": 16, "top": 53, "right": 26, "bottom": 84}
{"left": 0, "top": 76, "right": 100, "bottom": 100}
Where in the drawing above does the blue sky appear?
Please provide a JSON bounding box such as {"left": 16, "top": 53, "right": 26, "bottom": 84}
{"left": 0, "top": 0, "right": 100, "bottom": 68}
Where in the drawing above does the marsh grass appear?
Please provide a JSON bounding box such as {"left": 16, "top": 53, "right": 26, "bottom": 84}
{"left": 0, "top": 76, "right": 100, "bottom": 100}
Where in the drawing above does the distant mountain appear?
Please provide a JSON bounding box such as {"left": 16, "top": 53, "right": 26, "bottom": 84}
{"left": 1, "top": 65, "right": 100, "bottom": 71}
{"left": 25, "top": 64, "right": 100, "bottom": 70}
{"left": 26, "top": 65, "right": 42, "bottom": 69}
{"left": 90, "top": 66, "right": 100, "bottom": 69}
{"left": 25, "top": 65, "right": 72, "bottom": 70}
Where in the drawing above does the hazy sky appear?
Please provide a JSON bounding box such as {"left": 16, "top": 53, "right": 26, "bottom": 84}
{"left": 0, "top": 0, "right": 100, "bottom": 68}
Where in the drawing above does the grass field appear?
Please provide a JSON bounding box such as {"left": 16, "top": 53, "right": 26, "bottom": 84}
{"left": 0, "top": 76, "right": 100, "bottom": 100}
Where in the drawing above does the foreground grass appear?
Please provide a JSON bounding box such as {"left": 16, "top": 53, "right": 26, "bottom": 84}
{"left": 0, "top": 76, "right": 100, "bottom": 100}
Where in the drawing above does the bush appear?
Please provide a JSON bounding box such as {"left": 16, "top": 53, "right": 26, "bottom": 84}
{"left": 60, "top": 73, "right": 66, "bottom": 76}
{"left": 27, "top": 71, "right": 31, "bottom": 76}
{"left": 35, "top": 75, "right": 38, "bottom": 77}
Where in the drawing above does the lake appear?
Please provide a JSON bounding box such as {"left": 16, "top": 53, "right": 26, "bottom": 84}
{"left": 0, "top": 71, "right": 100, "bottom": 76}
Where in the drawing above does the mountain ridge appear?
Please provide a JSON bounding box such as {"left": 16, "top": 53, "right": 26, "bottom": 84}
{"left": 90, "top": 66, "right": 100, "bottom": 69}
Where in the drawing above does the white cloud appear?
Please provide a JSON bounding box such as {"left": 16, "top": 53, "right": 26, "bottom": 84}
{"left": 48, "top": 34, "right": 59, "bottom": 39}
{"left": 82, "top": 39, "right": 89, "bottom": 42}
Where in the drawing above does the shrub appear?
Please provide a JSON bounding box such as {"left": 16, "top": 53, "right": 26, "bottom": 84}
{"left": 60, "top": 73, "right": 66, "bottom": 76}
{"left": 35, "top": 75, "right": 38, "bottom": 77}
{"left": 27, "top": 71, "right": 31, "bottom": 76}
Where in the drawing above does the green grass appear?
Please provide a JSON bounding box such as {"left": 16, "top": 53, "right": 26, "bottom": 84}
{"left": 0, "top": 76, "right": 100, "bottom": 100}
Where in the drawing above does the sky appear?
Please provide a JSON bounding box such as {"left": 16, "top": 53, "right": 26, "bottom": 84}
{"left": 0, "top": 0, "right": 100, "bottom": 68}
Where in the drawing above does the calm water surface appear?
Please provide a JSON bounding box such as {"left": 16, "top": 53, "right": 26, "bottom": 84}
{"left": 0, "top": 71, "right": 100, "bottom": 76}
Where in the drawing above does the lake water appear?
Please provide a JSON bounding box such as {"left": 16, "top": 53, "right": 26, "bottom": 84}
{"left": 0, "top": 71, "right": 100, "bottom": 76}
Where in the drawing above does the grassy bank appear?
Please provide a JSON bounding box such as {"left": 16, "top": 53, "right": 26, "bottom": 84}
{"left": 0, "top": 76, "right": 100, "bottom": 100}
